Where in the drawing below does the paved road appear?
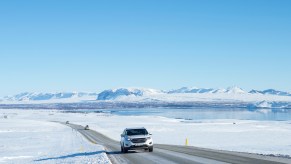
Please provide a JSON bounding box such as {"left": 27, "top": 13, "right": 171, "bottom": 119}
{"left": 64, "top": 123, "right": 290, "bottom": 164}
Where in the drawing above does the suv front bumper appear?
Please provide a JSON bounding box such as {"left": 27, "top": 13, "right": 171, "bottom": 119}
{"left": 123, "top": 140, "right": 153, "bottom": 149}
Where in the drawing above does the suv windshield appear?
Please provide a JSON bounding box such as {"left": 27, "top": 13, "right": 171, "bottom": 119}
{"left": 126, "top": 129, "right": 148, "bottom": 136}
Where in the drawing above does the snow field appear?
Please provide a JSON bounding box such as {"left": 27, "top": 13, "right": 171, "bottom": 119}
{"left": 1, "top": 109, "right": 291, "bottom": 159}
{"left": 0, "top": 114, "right": 111, "bottom": 164}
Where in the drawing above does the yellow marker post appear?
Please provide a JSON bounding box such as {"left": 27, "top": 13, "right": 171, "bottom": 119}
{"left": 185, "top": 138, "right": 188, "bottom": 146}
{"left": 80, "top": 146, "right": 84, "bottom": 152}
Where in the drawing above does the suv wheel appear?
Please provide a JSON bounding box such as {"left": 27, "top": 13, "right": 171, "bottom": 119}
{"left": 149, "top": 147, "right": 153, "bottom": 152}
{"left": 122, "top": 144, "right": 128, "bottom": 153}
{"left": 124, "top": 147, "right": 128, "bottom": 153}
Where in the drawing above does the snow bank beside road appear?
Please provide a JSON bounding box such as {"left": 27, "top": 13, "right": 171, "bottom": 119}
{"left": 0, "top": 117, "right": 110, "bottom": 164}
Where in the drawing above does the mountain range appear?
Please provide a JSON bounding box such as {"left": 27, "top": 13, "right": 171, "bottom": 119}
{"left": 167, "top": 86, "right": 245, "bottom": 94}
{"left": 1, "top": 87, "right": 291, "bottom": 109}
{"left": 1, "top": 86, "right": 290, "bottom": 102}
{"left": 2, "top": 92, "right": 98, "bottom": 101}
{"left": 249, "top": 89, "right": 291, "bottom": 96}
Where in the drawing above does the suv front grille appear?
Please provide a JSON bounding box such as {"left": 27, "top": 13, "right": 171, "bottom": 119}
{"left": 131, "top": 138, "right": 147, "bottom": 143}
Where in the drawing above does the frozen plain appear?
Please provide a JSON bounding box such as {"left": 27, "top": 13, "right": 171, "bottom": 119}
{"left": 1, "top": 108, "right": 291, "bottom": 163}
{"left": 0, "top": 112, "right": 110, "bottom": 164}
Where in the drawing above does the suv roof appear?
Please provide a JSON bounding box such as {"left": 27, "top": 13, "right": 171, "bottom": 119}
{"left": 125, "top": 127, "right": 146, "bottom": 130}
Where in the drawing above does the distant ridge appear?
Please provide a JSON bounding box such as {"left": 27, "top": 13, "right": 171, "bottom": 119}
{"left": 3, "top": 92, "right": 98, "bottom": 101}
{"left": 1, "top": 87, "right": 290, "bottom": 108}
{"left": 249, "top": 89, "right": 291, "bottom": 96}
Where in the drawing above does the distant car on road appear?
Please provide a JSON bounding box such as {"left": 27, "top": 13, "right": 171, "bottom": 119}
{"left": 120, "top": 127, "right": 153, "bottom": 153}
{"left": 84, "top": 125, "right": 89, "bottom": 130}
{"left": 66, "top": 121, "right": 69, "bottom": 124}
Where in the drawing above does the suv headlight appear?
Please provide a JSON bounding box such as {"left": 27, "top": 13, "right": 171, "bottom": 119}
{"left": 147, "top": 137, "right": 151, "bottom": 140}
{"left": 126, "top": 138, "right": 131, "bottom": 141}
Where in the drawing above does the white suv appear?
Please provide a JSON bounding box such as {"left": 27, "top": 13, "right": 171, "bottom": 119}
{"left": 120, "top": 127, "right": 153, "bottom": 153}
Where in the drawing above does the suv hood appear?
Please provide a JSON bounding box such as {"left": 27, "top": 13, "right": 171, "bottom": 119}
{"left": 128, "top": 135, "right": 149, "bottom": 139}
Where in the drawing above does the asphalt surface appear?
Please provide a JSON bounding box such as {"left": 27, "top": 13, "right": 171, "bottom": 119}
{"left": 63, "top": 123, "right": 291, "bottom": 164}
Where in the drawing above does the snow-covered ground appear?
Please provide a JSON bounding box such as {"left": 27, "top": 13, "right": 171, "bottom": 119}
{"left": 0, "top": 113, "right": 110, "bottom": 164}
{"left": 1, "top": 109, "right": 291, "bottom": 158}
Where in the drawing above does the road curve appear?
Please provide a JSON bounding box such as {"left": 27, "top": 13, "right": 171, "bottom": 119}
{"left": 63, "top": 123, "right": 290, "bottom": 164}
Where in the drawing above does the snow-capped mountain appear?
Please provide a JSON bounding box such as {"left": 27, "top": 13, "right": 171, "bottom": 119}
{"left": 249, "top": 90, "right": 262, "bottom": 94}
{"left": 224, "top": 86, "right": 245, "bottom": 94}
{"left": 212, "top": 88, "right": 227, "bottom": 93}
{"left": 4, "top": 92, "right": 98, "bottom": 101}
{"left": 168, "top": 87, "right": 216, "bottom": 94}
{"left": 249, "top": 89, "right": 291, "bottom": 96}
{"left": 168, "top": 86, "right": 245, "bottom": 94}
{"left": 97, "top": 88, "right": 162, "bottom": 100}
{"left": 1, "top": 87, "right": 291, "bottom": 109}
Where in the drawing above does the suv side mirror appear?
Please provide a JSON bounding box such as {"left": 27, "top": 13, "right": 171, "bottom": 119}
{"left": 149, "top": 133, "right": 152, "bottom": 135}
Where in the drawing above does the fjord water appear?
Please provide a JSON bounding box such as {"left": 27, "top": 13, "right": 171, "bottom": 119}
{"left": 78, "top": 108, "right": 291, "bottom": 121}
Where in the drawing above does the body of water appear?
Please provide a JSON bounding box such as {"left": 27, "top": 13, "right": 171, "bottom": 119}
{"left": 64, "top": 108, "right": 291, "bottom": 121}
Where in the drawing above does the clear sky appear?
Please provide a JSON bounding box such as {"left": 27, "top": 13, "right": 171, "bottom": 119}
{"left": 0, "top": 0, "right": 291, "bottom": 96}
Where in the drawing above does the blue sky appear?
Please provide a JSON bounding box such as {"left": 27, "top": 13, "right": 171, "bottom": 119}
{"left": 0, "top": 0, "right": 291, "bottom": 96}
